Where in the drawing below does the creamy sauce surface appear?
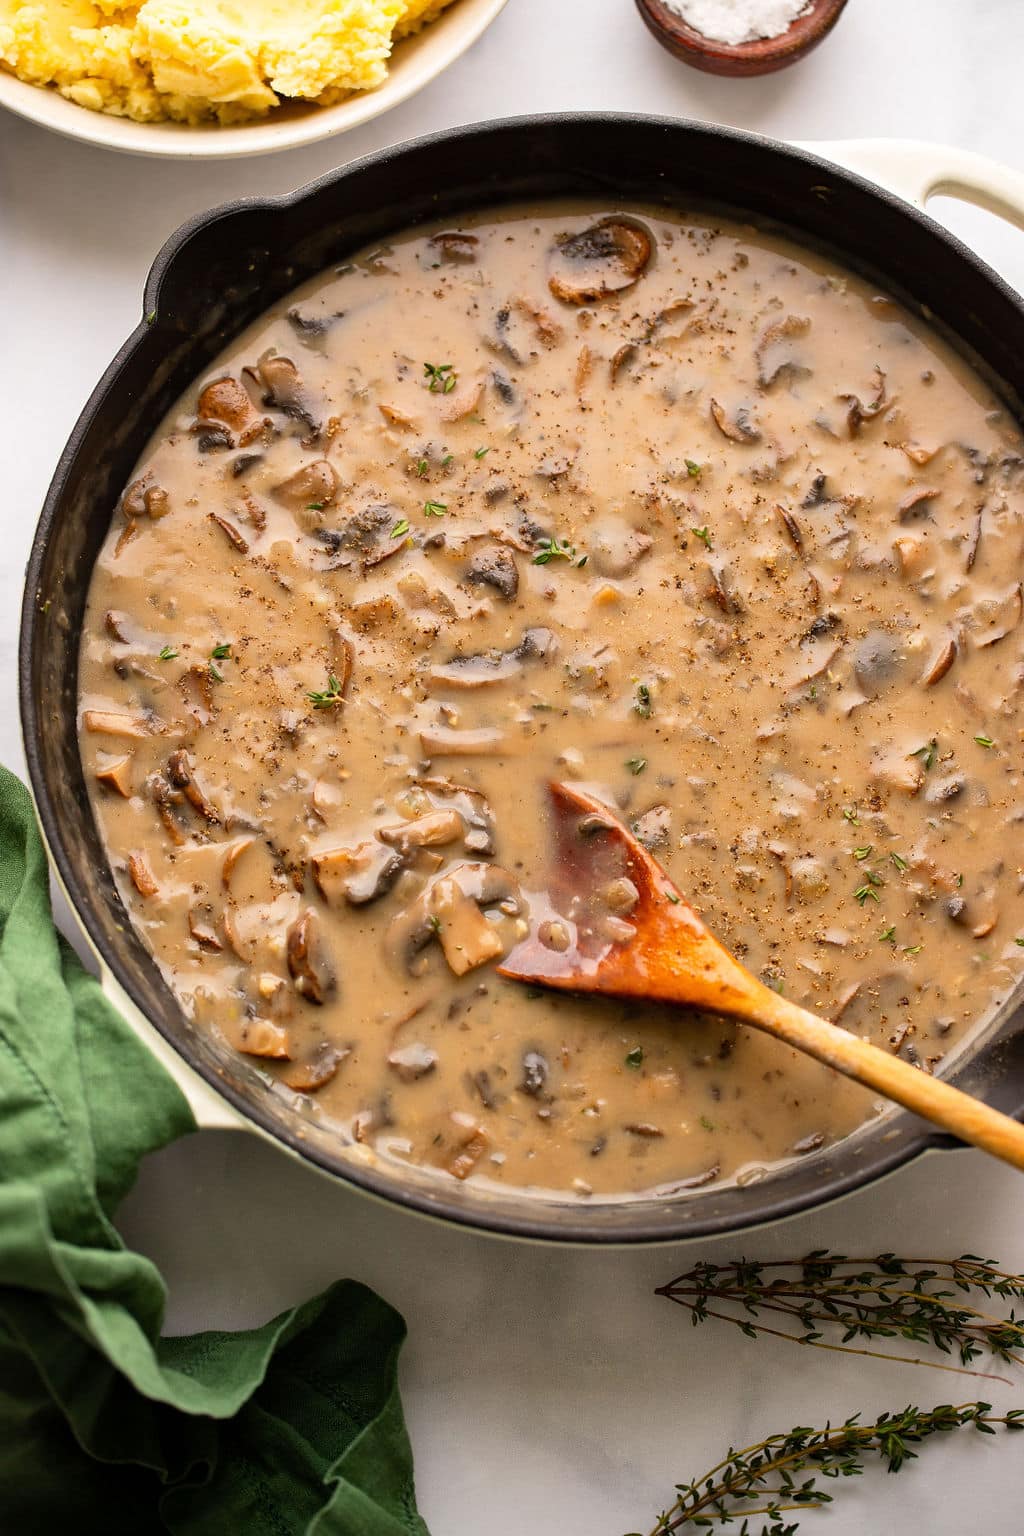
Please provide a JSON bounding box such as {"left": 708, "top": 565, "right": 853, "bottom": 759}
{"left": 78, "top": 203, "right": 1024, "bottom": 1198}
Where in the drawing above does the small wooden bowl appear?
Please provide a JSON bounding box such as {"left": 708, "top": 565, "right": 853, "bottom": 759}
{"left": 635, "top": 0, "right": 849, "bottom": 77}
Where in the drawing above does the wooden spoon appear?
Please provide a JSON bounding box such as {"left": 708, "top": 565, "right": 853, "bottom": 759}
{"left": 498, "top": 782, "right": 1024, "bottom": 1172}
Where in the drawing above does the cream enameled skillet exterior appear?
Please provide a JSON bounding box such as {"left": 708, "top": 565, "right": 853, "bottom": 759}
{"left": 21, "top": 117, "right": 1024, "bottom": 1243}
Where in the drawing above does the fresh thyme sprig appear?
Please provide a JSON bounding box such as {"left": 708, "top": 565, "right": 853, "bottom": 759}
{"left": 638, "top": 1401, "right": 1024, "bottom": 1535}
{"left": 656, "top": 1253, "right": 1024, "bottom": 1384}
{"left": 307, "top": 673, "right": 344, "bottom": 709}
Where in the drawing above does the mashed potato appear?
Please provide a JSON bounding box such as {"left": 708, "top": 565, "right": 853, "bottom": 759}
{"left": 0, "top": 0, "right": 460, "bottom": 124}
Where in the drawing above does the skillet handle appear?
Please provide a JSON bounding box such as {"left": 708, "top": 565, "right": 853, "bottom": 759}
{"left": 796, "top": 138, "right": 1024, "bottom": 229}
{"left": 99, "top": 964, "right": 248, "bottom": 1133}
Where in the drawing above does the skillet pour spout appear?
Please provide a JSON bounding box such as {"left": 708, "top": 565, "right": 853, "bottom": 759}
{"left": 20, "top": 114, "right": 1024, "bottom": 1244}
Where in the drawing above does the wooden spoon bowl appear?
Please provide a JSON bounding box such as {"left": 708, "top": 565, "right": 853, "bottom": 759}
{"left": 499, "top": 783, "right": 1024, "bottom": 1176}
{"left": 635, "top": 0, "right": 849, "bottom": 77}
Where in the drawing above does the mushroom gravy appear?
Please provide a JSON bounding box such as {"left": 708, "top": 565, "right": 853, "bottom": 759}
{"left": 78, "top": 202, "right": 1024, "bottom": 1198}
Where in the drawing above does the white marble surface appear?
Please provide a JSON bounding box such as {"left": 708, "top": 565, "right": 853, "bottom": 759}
{"left": 3, "top": 1, "right": 1024, "bottom": 1530}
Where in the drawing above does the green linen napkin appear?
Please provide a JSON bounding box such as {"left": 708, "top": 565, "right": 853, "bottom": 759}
{"left": 0, "top": 764, "right": 429, "bottom": 1535}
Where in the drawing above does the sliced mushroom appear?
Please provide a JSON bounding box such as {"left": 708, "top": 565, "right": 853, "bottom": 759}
{"left": 387, "top": 863, "right": 519, "bottom": 973}
{"left": 256, "top": 354, "right": 321, "bottom": 435}
{"left": 311, "top": 841, "right": 405, "bottom": 907}
{"left": 464, "top": 545, "right": 519, "bottom": 600}
{"left": 447, "top": 1124, "right": 489, "bottom": 1180}
{"left": 439, "top": 375, "right": 485, "bottom": 423}
{"left": 548, "top": 218, "right": 653, "bottom": 305}
{"left": 95, "top": 755, "right": 133, "bottom": 797}
{"left": 221, "top": 838, "right": 254, "bottom": 890}
{"left": 378, "top": 809, "right": 465, "bottom": 853}
{"left": 776, "top": 504, "right": 804, "bottom": 551}
{"left": 710, "top": 398, "right": 761, "bottom": 443}
{"left": 195, "top": 377, "right": 268, "bottom": 448}
{"left": 178, "top": 664, "right": 215, "bottom": 726}
{"left": 286, "top": 908, "right": 336, "bottom": 1004}
{"left": 419, "top": 726, "right": 508, "bottom": 756}
{"left": 167, "top": 749, "right": 220, "bottom": 822}
{"left": 280, "top": 1049, "right": 337, "bottom": 1089}
{"left": 520, "top": 1050, "right": 549, "bottom": 1097}
{"left": 104, "top": 610, "right": 131, "bottom": 643}
{"left": 920, "top": 635, "right": 957, "bottom": 686}
{"left": 838, "top": 366, "right": 889, "bottom": 435}
{"left": 429, "top": 876, "right": 505, "bottom": 976}
{"left": 591, "top": 523, "right": 653, "bottom": 579}
{"left": 127, "top": 852, "right": 158, "bottom": 897}
{"left": 237, "top": 1019, "right": 292, "bottom": 1059}
{"left": 282, "top": 1042, "right": 347, "bottom": 1091}
{"left": 82, "top": 710, "right": 151, "bottom": 739}
{"left": 188, "top": 907, "right": 223, "bottom": 949}
{"left": 610, "top": 342, "right": 638, "bottom": 384}
{"left": 630, "top": 804, "right": 671, "bottom": 852}
{"left": 388, "top": 1043, "right": 439, "bottom": 1081}
{"left": 429, "top": 231, "right": 479, "bottom": 264}
{"left": 122, "top": 476, "right": 171, "bottom": 519}
{"left": 316, "top": 502, "right": 393, "bottom": 563}
{"left": 971, "top": 582, "right": 1022, "bottom": 648}
{"left": 897, "top": 487, "right": 940, "bottom": 522}
{"left": 755, "top": 315, "right": 810, "bottom": 389}
{"left": 147, "top": 772, "right": 188, "bottom": 846}
{"left": 272, "top": 459, "right": 338, "bottom": 512}
{"left": 208, "top": 511, "right": 249, "bottom": 553}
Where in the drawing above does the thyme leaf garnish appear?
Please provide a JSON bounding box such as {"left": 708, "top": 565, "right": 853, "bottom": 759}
{"left": 423, "top": 361, "right": 456, "bottom": 393}
{"left": 656, "top": 1252, "right": 1024, "bottom": 1384}
{"left": 532, "top": 535, "right": 584, "bottom": 566}
{"left": 643, "top": 1400, "right": 1024, "bottom": 1534}
{"left": 910, "top": 737, "right": 938, "bottom": 771}
{"left": 307, "top": 673, "right": 344, "bottom": 709}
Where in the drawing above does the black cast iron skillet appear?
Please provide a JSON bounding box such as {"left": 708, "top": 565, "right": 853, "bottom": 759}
{"left": 20, "top": 115, "right": 1024, "bottom": 1244}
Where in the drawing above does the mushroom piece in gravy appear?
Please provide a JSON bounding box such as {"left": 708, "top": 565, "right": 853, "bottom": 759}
{"left": 78, "top": 202, "right": 1024, "bottom": 1199}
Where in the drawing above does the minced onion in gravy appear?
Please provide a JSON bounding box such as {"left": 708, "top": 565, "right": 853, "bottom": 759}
{"left": 78, "top": 202, "right": 1024, "bottom": 1198}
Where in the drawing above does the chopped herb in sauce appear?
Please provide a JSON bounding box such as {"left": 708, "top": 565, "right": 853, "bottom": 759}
{"left": 157, "top": 645, "right": 178, "bottom": 661}
{"left": 855, "top": 882, "right": 881, "bottom": 906}
{"left": 974, "top": 734, "right": 996, "bottom": 749}
{"left": 853, "top": 846, "right": 873, "bottom": 861}
{"left": 211, "top": 642, "right": 232, "bottom": 660}
{"left": 879, "top": 926, "right": 896, "bottom": 943}
{"left": 700, "top": 1114, "right": 715, "bottom": 1131}
{"left": 634, "top": 683, "right": 652, "bottom": 718}
{"left": 532, "top": 535, "right": 578, "bottom": 565}
{"left": 306, "top": 501, "right": 324, "bottom": 512}
{"left": 626, "top": 756, "right": 647, "bottom": 775}
{"left": 391, "top": 518, "right": 410, "bottom": 539}
{"left": 691, "top": 525, "right": 712, "bottom": 548}
{"left": 903, "top": 944, "right": 923, "bottom": 956}
{"left": 307, "top": 673, "right": 344, "bottom": 709}
{"left": 474, "top": 446, "right": 490, "bottom": 459}
{"left": 423, "top": 500, "right": 448, "bottom": 517}
{"left": 415, "top": 458, "right": 429, "bottom": 478}
{"left": 842, "top": 806, "right": 859, "bottom": 825}
{"left": 423, "top": 361, "right": 456, "bottom": 393}
{"left": 625, "top": 1047, "right": 644, "bottom": 1069}
{"left": 891, "top": 852, "right": 909, "bottom": 872}
{"left": 911, "top": 738, "right": 938, "bottom": 770}
{"left": 686, "top": 459, "right": 703, "bottom": 479}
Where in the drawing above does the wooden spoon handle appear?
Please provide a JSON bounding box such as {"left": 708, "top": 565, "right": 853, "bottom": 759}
{"left": 738, "top": 982, "right": 1024, "bottom": 1171}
